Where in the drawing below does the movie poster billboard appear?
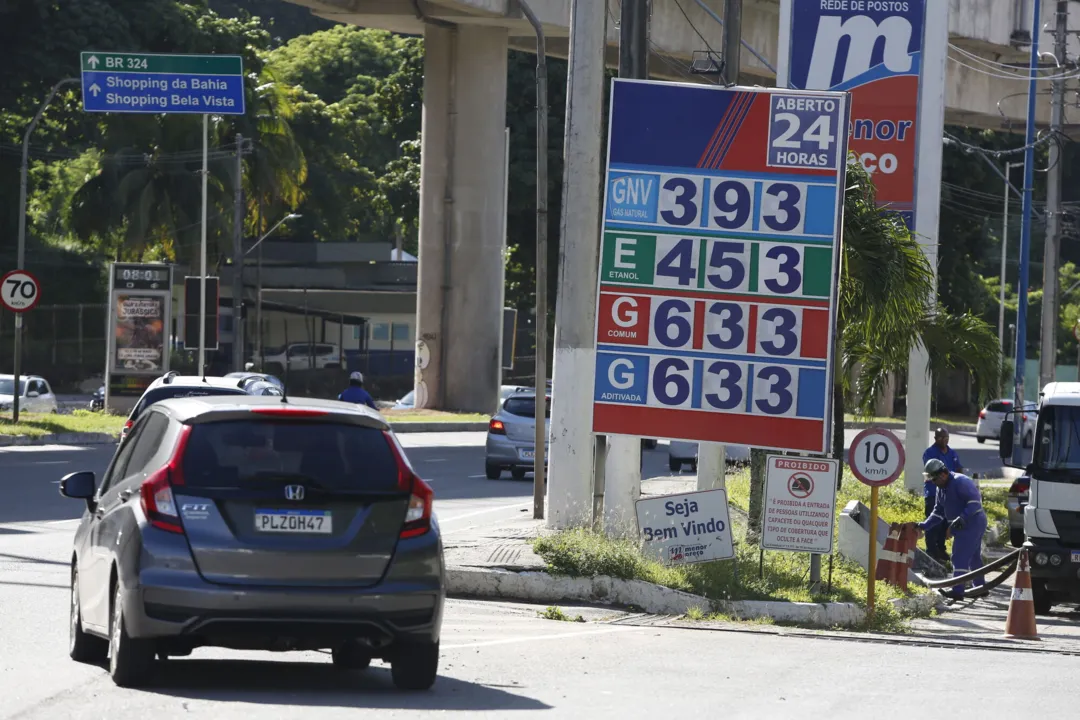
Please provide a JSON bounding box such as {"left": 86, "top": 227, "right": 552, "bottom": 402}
{"left": 114, "top": 294, "right": 165, "bottom": 372}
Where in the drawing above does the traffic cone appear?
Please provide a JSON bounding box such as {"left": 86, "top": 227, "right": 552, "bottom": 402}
{"left": 1004, "top": 548, "right": 1040, "bottom": 640}
{"left": 876, "top": 523, "right": 903, "bottom": 588}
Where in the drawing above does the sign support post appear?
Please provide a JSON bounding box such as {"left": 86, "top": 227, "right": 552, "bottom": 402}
{"left": 199, "top": 112, "right": 209, "bottom": 376}
{"left": 849, "top": 427, "right": 906, "bottom": 622}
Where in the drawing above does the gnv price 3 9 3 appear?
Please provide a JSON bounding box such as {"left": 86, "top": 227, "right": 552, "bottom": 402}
{"left": 607, "top": 174, "right": 836, "bottom": 239}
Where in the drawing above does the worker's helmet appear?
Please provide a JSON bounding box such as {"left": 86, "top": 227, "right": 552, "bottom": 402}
{"left": 349, "top": 371, "right": 364, "bottom": 383}
{"left": 923, "top": 458, "right": 948, "bottom": 477}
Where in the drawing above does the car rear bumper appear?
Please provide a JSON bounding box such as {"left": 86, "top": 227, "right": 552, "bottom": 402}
{"left": 486, "top": 434, "right": 547, "bottom": 467}
{"left": 123, "top": 580, "right": 443, "bottom": 650}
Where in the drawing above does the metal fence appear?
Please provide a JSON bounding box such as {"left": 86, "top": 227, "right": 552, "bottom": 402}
{"left": 0, "top": 304, "right": 108, "bottom": 391}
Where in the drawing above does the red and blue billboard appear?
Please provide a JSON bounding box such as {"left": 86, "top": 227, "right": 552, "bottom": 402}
{"left": 592, "top": 80, "right": 849, "bottom": 454}
{"left": 785, "top": 0, "right": 926, "bottom": 227}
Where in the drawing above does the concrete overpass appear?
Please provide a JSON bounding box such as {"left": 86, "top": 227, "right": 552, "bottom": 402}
{"left": 284, "top": 0, "right": 1079, "bottom": 413}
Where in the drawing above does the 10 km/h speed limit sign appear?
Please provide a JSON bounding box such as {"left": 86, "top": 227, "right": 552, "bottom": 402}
{"left": 0, "top": 270, "right": 41, "bottom": 313}
{"left": 849, "top": 427, "right": 905, "bottom": 488}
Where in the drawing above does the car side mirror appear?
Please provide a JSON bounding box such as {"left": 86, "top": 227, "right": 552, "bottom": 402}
{"left": 999, "top": 420, "right": 1015, "bottom": 461}
{"left": 59, "top": 471, "right": 97, "bottom": 510}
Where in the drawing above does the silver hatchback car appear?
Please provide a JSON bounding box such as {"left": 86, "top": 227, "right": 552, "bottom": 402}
{"left": 485, "top": 391, "right": 550, "bottom": 479}
{"left": 60, "top": 395, "right": 444, "bottom": 689}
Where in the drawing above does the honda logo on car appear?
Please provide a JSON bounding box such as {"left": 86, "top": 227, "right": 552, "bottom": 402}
{"left": 636, "top": 489, "right": 735, "bottom": 566}
{"left": 284, "top": 485, "right": 305, "bottom": 501}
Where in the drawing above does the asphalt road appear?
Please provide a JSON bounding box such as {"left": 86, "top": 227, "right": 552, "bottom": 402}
{"left": 0, "top": 429, "right": 1042, "bottom": 717}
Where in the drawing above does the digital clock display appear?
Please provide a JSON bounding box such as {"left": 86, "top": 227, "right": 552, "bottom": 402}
{"left": 118, "top": 268, "right": 168, "bottom": 282}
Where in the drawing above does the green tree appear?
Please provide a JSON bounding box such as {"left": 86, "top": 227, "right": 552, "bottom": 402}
{"left": 747, "top": 158, "right": 1003, "bottom": 536}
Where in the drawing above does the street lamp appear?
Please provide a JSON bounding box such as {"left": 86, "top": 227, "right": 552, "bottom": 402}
{"left": 245, "top": 213, "right": 300, "bottom": 371}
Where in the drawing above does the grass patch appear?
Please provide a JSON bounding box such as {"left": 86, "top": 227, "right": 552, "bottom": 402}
{"left": 0, "top": 410, "right": 125, "bottom": 437}
{"left": 382, "top": 409, "right": 489, "bottom": 423}
{"left": 533, "top": 526, "right": 919, "bottom": 633}
{"left": 533, "top": 466, "right": 1011, "bottom": 633}
{"left": 538, "top": 606, "right": 585, "bottom": 622}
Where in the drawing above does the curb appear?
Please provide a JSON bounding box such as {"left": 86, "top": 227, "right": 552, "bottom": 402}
{"left": 446, "top": 566, "right": 938, "bottom": 627}
{"left": 390, "top": 421, "right": 488, "bottom": 433}
{"left": 0, "top": 432, "right": 119, "bottom": 447}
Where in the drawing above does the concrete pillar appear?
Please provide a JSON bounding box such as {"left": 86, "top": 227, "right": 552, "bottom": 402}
{"left": 696, "top": 443, "right": 726, "bottom": 492}
{"left": 548, "top": 0, "right": 608, "bottom": 529}
{"left": 415, "top": 24, "right": 508, "bottom": 414}
{"left": 604, "top": 435, "right": 640, "bottom": 537}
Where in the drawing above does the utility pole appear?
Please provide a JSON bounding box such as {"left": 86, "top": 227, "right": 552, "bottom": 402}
{"left": 519, "top": 1, "right": 549, "bottom": 520}
{"left": 232, "top": 134, "right": 244, "bottom": 372}
{"left": 1014, "top": 0, "right": 1042, "bottom": 466}
{"left": 547, "top": 0, "right": 608, "bottom": 529}
{"left": 1039, "top": 1, "right": 1068, "bottom": 392}
{"left": 1001, "top": 162, "right": 1015, "bottom": 354}
{"left": 722, "top": 0, "right": 742, "bottom": 83}
{"left": 600, "top": 0, "right": 650, "bottom": 537}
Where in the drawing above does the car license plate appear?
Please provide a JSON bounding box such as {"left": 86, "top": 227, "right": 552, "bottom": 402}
{"left": 255, "top": 509, "right": 332, "bottom": 534}
{"left": 1072, "top": 552, "right": 1080, "bottom": 564}
{"left": 519, "top": 449, "right": 547, "bottom": 461}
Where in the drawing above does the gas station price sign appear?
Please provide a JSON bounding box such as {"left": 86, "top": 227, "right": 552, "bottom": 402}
{"left": 592, "top": 81, "right": 849, "bottom": 454}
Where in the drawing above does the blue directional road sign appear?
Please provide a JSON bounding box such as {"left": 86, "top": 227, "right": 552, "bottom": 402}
{"left": 80, "top": 52, "right": 245, "bottom": 115}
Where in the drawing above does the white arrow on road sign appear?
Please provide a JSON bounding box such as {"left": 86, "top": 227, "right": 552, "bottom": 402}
{"left": 87, "top": 55, "right": 100, "bottom": 68}
{"left": 0, "top": 270, "right": 41, "bottom": 313}
{"left": 89, "top": 83, "right": 101, "bottom": 96}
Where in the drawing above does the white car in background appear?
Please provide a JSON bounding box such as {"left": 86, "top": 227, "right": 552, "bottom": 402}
{"left": 976, "top": 398, "right": 1036, "bottom": 448}
{"left": 668, "top": 440, "right": 750, "bottom": 473}
{"left": 0, "top": 374, "right": 58, "bottom": 414}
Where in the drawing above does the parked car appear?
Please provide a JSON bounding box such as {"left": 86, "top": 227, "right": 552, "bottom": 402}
{"left": 224, "top": 371, "right": 286, "bottom": 392}
{"left": 60, "top": 394, "right": 441, "bottom": 689}
{"left": 976, "top": 399, "right": 1036, "bottom": 447}
{"left": 485, "top": 391, "right": 550, "bottom": 479}
{"left": 120, "top": 372, "right": 279, "bottom": 442}
{"left": 255, "top": 343, "right": 342, "bottom": 374}
{"left": 0, "top": 374, "right": 58, "bottom": 414}
{"left": 1007, "top": 473, "right": 1029, "bottom": 548}
{"left": 668, "top": 441, "right": 751, "bottom": 473}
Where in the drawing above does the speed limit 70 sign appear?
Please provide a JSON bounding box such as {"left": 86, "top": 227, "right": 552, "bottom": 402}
{"left": 849, "top": 427, "right": 905, "bottom": 487}
{"left": 0, "top": 270, "right": 41, "bottom": 313}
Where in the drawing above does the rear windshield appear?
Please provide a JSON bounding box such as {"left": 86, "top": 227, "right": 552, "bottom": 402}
{"left": 132, "top": 386, "right": 247, "bottom": 419}
{"left": 987, "top": 401, "right": 1013, "bottom": 412}
{"left": 503, "top": 396, "right": 551, "bottom": 419}
{"left": 181, "top": 420, "right": 400, "bottom": 491}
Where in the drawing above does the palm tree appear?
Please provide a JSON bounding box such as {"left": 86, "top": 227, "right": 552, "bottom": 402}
{"left": 746, "top": 157, "right": 1001, "bottom": 536}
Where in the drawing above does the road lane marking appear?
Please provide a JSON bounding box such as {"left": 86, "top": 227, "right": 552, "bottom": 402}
{"left": 442, "top": 625, "right": 642, "bottom": 650}
{"left": 438, "top": 502, "right": 530, "bottom": 525}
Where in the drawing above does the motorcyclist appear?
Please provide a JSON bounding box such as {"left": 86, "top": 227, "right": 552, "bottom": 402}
{"left": 338, "top": 371, "right": 377, "bottom": 410}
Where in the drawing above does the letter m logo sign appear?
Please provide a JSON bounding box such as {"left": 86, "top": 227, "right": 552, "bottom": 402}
{"left": 805, "top": 15, "right": 913, "bottom": 89}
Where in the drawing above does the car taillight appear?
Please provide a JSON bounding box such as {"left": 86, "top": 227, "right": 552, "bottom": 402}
{"left": 383, "top": 430, "right": 433, "bottom": 539}
{"left": 139, "top": 425, "right": 192, "bottom": 534}
{"left": 489, "top": 418, "right": 506, "bottom": 435}
{"left": 1009, "top": 478, "right": 1031, "bottom": 495}
{"left": 1022, "top": 414, "right": 1028, "bottom": 422}
{"left": 979, "top": 410, "right": 986, "bottom": 419}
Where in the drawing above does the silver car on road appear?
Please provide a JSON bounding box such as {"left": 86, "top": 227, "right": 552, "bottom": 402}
{"left": 61, "top": 395, "right": 443, "bottom": 690}
{"left": 485, "top": 391, "right": 550, "bottom": 479}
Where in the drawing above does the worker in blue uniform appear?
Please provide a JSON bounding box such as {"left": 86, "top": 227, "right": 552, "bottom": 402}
{"left": 917, "top": 458, "right": 987, "bottom": 600}
{"left": 338, "top": 371, "right": 377, "bottom": 410}
{"left": 921, "top": 428, "right": 966, "bottom": 565}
